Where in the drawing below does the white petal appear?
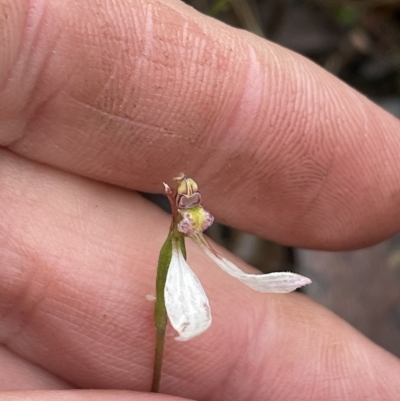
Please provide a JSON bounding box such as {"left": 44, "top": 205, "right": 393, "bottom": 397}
{"left": 200, "top": 245, "right": 311, "bottom": 293}
{"left": 164, "top": 240, "right": 212, "bottom": 341}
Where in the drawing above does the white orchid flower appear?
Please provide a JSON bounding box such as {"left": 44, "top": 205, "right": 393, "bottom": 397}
{"left": 161, "top": 175, "right": 311, "bottom": 341}
{"left": 151, "top": 174, "right": 312, "bottom": 392}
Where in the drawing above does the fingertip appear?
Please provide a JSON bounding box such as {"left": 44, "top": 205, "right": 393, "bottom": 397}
{"left": 2, "top": 0, "right": 400, "bottom": 249}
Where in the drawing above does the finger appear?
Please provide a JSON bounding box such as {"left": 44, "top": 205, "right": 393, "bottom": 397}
{"left": 1, "top": 0, "right": 400, "bottom": 249}
{"left": 1, "top": 151, "right": 399, "bottom": 400}
{"left": 0, "top": 390, "right": 188, "bottom": 401}
{"left": 0, "top": 346, "right": 71, "bottom": 390}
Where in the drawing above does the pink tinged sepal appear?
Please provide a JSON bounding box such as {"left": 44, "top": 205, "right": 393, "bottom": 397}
{"left": 195, "top": 238, "right": 312, "bottom": 293}
{"left": 164, "top": 239, "right": 212, "bottom": 341}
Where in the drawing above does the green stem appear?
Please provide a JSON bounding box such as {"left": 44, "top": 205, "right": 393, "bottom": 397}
{"left": 151, "top": 233, "right": 173, "bottom": 393}
{"left": 151, "top": 232, "right": 186, "bottom": 392}
{"left": 151, "top": 326, "right": 166, "bottom": 392}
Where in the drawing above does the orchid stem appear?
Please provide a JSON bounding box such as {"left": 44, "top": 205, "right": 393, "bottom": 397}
{"left": 151, "top": 325, "right": 166, "bottom": 392}
{"left": 151, "top": 234, "right": 173, "bottom": 392}
{"left": 151, "top": 233, "right": 186, "bottom": 392}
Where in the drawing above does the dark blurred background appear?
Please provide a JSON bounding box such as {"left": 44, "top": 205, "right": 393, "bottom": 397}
{"left": 149, "top": 0, "right": 400, "bottom": 356}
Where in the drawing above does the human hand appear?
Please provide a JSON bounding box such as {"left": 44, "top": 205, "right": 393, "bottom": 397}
{"left": 0, "top": 1, "right": 400, "bottom": 400}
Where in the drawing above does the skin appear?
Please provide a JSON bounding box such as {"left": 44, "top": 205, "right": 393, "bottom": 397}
{"left": 0, "top": 0, "right": 399, "bottom": 400}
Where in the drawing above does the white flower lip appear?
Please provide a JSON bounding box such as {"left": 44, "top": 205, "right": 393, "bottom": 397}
{"left": 164, "top": 239, "right": 212, "bottom": 341}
